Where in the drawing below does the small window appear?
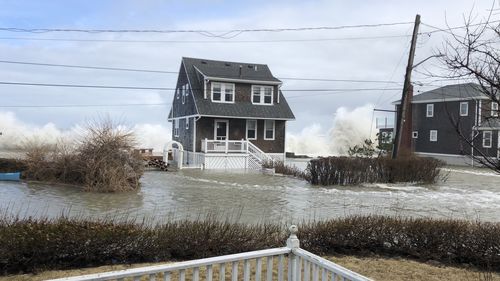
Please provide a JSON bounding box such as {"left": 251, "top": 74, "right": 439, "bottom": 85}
{"left": 429, "top": 130, "right": 437, "bottom": 142}
{"left": 252, "top": 85, "right": 273, "bottom": 105}
{"left": 412, "top": 131, "right": 418, "bottom": 139}
{"left": 483, "top": 131, "right": 492, "bottom": 148}
{"left": 264, "top": 120, "right": 275, "bottom": 140}
{"left": 176, "top": 88, "right": 180, "bottom": 99}
{"left": 211, "top": 82, "right": 234, "bottom": 103}
{"left": 460, "top": 102, "right": 468, "bottom": 116}
{"left": 173, "top": 120, "right": 179, "bottom": 137}
{"left": 491, "top": 102, "right": 499, "bottom": 117}
{"left": 426, "top": 104, "right": 434, "bottom": 117}
{"left": 185, "top": 118, "right": 189, "bottom": 130}
{"left": 246, "top": 120, "right": 257, "bottom": 140}
{"left": 182, "top": 84, "right": 186, "bottom": 104}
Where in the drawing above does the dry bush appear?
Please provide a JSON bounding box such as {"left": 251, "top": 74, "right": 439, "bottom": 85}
{"left": 0, "top": 215, "right": 498, "bottom": 275}
{"left": 262, "top": 160, "right": 307, "bottom": 179}
{"left": 0, "top": 158, "right": 26, "bottom": 173}
{"left": 77, "top": 119, "right": 143, "bottom": 192}
{"left": 306, "top": 156, "right": 445, "bottom": 185}
{"left": 19, "top": 119, "right": 143, "bottom": 192}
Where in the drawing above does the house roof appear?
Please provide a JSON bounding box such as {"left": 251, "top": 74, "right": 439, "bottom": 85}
{"left": 182, "top": 57, "right": 295, "bottom": 120}
{"left": 393, "top": 83, "right": 488, "bottom": 104}
{"left": 183, "top": 57, "right": 282, "bottom": 83}
{"left": 477, "top": 118, "right": 500, "bottom": 129}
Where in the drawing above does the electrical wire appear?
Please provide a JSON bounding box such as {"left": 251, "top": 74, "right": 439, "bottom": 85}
{"left": 0, "top": 59, "right": 404, "bottom": 84}
{"left": 0, "top": 103, "right": 171, "bottom": 108}
{"left": 0, "top": 34, "right": 413, "bottom": 43}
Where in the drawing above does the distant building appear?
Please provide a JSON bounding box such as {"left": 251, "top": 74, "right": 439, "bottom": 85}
{"left": 167, "top": 57, "right": 295, "bottom": 169}
{"left": 393, "top": 83, "right": 499, "bottom": 165}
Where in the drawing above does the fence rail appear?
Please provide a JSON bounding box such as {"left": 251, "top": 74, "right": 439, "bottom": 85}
{"left": 48, "top": 226, "right": 372, "bottom": 281}
{"left": 201, "top": 139, "right": 248, "bottom": 153}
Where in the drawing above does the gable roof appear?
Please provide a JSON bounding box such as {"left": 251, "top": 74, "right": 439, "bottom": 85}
{"left": 181, "top": 57, "right": 295, "bottom": 120}
{"left": 183, "top": 57, "right": 281, "bottom": 83}
{"left": 393, "top": 83, "right": 488, "bottom": 104}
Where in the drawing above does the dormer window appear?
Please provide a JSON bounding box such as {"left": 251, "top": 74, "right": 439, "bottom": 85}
{"left": 211, "top": 82, "right": 234, "bottom": 103}
{"left": 252, "top": 85, "right": 273, "bottom": 105}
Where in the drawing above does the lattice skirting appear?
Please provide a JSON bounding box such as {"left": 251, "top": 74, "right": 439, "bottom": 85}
{"left": 204, "top": 154, "right": 248, "bottom": 169}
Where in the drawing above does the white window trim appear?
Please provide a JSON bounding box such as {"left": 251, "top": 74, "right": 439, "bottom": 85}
{"left": 426, "top": 104, "right": 434, "bottom": 117}
{"left": 185, "top": 118, "right": 189, "bottom": 130}
{"left": 251, "top": 85, "right": 274, "bottom": 105}
{"left": 491, "top": 102, "right": 499, "bottom": 117}
{"left": 429, "top": 130, "right": 437, "bottom": 142}
{"left": 483, "top": 131, "right": 492, "bottom": 148}
{"left": 211, "top": 82, "right": 235, "bottom": 103}
{"left": 174, "top": 119, "right": 179, "bottom": 137}
{"left": 412, "top": 131, "right": 418, "bottom": 139}
{"left": 264, "top": 120, "right": 275, "bottom": 140}
{"left": 246, "top": 120, "right": 257, "bottom": 140}
{"left": 459, "top": 102, "right": 468, "bottom": 116}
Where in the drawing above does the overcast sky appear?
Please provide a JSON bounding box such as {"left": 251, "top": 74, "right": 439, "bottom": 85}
{"left": 0, "top": 0, "right": 497, "bottom": 152}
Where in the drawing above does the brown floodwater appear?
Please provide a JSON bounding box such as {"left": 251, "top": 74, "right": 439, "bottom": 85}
{"left": 0, "top": 164, "right": 499, "bottom": 224}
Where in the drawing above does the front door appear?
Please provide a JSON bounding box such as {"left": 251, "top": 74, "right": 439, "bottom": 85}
{"left": 214, "top": 120, "right": 229, "bottom": 140}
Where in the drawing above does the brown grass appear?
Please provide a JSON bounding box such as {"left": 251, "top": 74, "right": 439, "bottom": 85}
{"left": 1, "top": 256, "right": 498, "bottom": 281}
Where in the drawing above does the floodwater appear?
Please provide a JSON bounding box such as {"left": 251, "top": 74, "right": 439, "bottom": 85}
{"left": 0, "top": 162, "right": 499, "bottom": 224}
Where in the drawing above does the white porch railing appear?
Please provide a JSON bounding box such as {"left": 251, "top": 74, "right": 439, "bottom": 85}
{"left": 201, "top": 139, "right": 248, "bottom": 153}
{"left": 48, "top": 226, "right": 372, "bottom": 281}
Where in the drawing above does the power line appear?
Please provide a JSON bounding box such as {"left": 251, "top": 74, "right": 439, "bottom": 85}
{"left": 0, "top": 81, "right": 403, "bottom": 92}
{"left": 0, "top": 34, "right": 413, "bottom": 43}
{"left": 421, "top": 20, "right": 500, "bottom": 34}
{"left": 286, "top": 89, "right": 401, "bottom": 99}
{"left": 0, "top": 60, "right": 177, "bottom": 74}
{"left": 0, "top": 103, "right": 171, "bottom": 108}
{"left": 0, "top": 22, "right": 414, "bottom": 39}
{"left": 0, "top": 60, "right": 403, "bottom": 84}
{"left": 0, "top": 81, "right": 174, "bottom": 90}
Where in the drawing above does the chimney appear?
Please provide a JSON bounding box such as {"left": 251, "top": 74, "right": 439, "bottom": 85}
{"left": 239, "top": 65, "right": 242, "bottom": 78}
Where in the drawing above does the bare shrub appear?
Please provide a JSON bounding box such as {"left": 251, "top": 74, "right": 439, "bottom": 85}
{"left": 262, "top": 160, "right": 307, "bottom": 179}
{"left": 19, "top": 119, "right": 143, "bottom": 192}
{"left": 77, "top": 119, "right": 143, "bottom": 192}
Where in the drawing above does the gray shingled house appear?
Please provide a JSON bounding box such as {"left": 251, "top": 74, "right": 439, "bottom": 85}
{"left": 393, "top": 83, "right": 499, "bottom": 165}
{"left": 167, "top": 57, "right": 295, "bottom": 169}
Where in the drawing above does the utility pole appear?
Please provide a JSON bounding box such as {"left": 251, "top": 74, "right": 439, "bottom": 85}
{"left": 392, "top": 14, "right": 420, "bottom": 159}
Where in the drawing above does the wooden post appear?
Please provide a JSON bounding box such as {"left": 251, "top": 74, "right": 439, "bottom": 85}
{"left": 287, "top": 225, "right": 300, "bottom": 281}
{"left": 392, "top": 14, "right": 420, "bottom": 159}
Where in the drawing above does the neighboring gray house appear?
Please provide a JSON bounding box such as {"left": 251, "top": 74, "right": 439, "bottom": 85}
{"left": 393, "top": 83, "right": 499, "bottom": 165}
{"left": 167, "top": 57, "right": 295, "bottom": 169}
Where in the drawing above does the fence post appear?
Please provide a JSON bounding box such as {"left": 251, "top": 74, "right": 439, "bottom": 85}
{"left": 287, "top": 225, "right": 300, "bottom": 281}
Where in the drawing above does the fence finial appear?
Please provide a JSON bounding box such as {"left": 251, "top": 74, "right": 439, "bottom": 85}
{"left": 287, "top": 225, "right": 300, "bottom": 249}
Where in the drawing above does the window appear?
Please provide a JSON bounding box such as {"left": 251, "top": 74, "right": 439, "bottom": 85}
{"left": 491, "top": 102, "right": 499, "bottom": 117}
{"left": 460, "top": 102, "right": 468, "bottom": 116}
{"left": 264, "top": 120, "right": 275, "bottom": 140}
{"left": 211, "top": 82, "right": 234, "bottom": 103}
{"left": 176, "top": 88, "right": 180, "bottom": 99}
{"left": 185, "top": 118, "right": 189, "bottom": 130}
{"left": 412, "top": 131, "right": 418, "bottom": 139}
{"left": 173, "top": 120, "right": 179, "bottom": 137}
{"left": 252, "top": 85, "right": 273, "bottom": 105}
{"left": 429, "top": 130, "right": 437, "bottom": 142}
{"left": 483, "top": 131, "right": 492, "bottom": 148}
{"left": 426, "top": 104, "right": 434, "bottom": 117}
{"left": 246, "top": 120, "right": 257, "bottom": 140}
{"left": 182, "top": 84, "right": 186, "bottom": 104}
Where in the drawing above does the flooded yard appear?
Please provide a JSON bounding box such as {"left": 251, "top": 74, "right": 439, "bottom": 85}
{"left": 1, "top": 165, "right": 499, "bottom": 224}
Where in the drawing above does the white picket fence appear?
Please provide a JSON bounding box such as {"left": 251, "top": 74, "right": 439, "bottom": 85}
{"left": 48, "top": 226, "right": 372, "bottom": 281}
